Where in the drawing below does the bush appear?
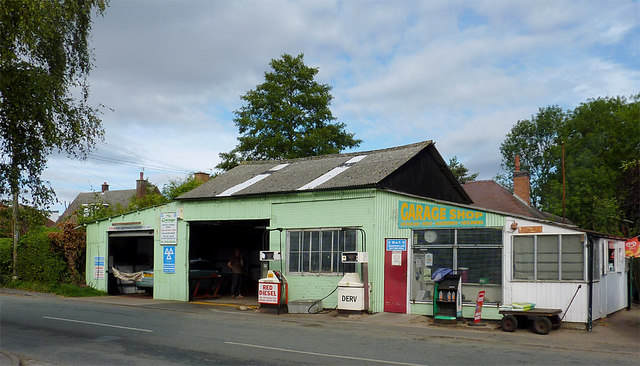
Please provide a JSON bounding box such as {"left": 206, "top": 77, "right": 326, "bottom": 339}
{"left": 14, "top": 226, "right": 69, "bottom": 285}
{"left": 0, "top": 238, "right": 13, "bottom": 282}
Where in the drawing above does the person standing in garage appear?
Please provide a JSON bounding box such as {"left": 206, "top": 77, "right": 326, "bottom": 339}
{"left": 228, "top": 249, "right": 244, "bottom": 299}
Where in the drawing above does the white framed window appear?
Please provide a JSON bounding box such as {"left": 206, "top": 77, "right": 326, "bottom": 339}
{"left": 287, "top": 229, "right": 357, "bottom": 274}
{"left": 513, "top": 234, "right": 585, "bottom": 281}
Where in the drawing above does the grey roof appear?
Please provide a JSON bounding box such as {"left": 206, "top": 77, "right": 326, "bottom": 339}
{"left": 58, "top": 189, "right": 137, "bottom": 223}
{"left": 179, "top": 141, "right": 435, "bottom": 200}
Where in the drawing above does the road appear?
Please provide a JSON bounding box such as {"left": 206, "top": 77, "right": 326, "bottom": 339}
{"left": 0, "top": 293, "right": 637, "bottom": 365}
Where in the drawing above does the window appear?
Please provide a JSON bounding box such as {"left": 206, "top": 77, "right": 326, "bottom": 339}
{"left": 411, "top": 228, "right": 503, "bottom": 304}
{"left": 288, "top": 229, "right": 357, "bottom": 274}
{"left": 513, "top": 234, "right": 584, "bottom": 281}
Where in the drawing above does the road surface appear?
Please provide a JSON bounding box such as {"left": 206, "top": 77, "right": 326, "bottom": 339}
{"left": 0, "top": 293, "right": 637, "bottom": 365}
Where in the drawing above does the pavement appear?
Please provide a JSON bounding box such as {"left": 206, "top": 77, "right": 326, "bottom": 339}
{"left": 1, "top": 288, "right": 639, "bottom": 365}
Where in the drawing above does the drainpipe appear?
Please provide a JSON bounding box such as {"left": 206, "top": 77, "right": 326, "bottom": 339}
{"left": 587, "top": 235, "right": 594, "bottom": 332}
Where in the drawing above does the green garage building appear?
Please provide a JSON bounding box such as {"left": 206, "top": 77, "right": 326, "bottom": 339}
{"left": 85, "top": 141, "right": 628, "bottom": 326}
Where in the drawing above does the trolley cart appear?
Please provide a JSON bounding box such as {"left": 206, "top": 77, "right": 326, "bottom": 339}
{"left": 499, "top": 308, "right": 562, "bottom": 335}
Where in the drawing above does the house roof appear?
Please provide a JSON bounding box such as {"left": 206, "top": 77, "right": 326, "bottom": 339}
{"left": 462, "top": 180, "right": 572, "bottom": 224}
{"left": 178, "top": 141, "right": 471, "bottom": 203}
{"left": 57, "top": 189, "right": 137, "bottom": 223}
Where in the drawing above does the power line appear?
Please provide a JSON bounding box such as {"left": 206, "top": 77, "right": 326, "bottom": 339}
{"left": 96, "top": 141, "right": 193, "bottom": 173}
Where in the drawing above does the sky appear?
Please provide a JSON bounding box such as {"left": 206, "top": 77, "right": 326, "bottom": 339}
{"left": 41, "top": 0, "right": 639, "bottom": 215}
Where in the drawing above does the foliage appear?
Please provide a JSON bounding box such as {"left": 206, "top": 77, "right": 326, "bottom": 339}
{"left": 498, "top": 95, "right": 640, "bottom": 234}
{"left": 2, "top": 279, "right": 106, "bottom": 297}
{"left": 0, "top": 203, "right": 49, "bottom": 237}
{"left": 447, "top": 156, "right": 478, "bottom": 184}
{"left": 0, "top": 0, "right": 108, "bottom": 206}
{"left": 76, "top": 202, "right": 126, "bottom": 225}
{"left": 162, "top": 173, "right": 206, "bottom": 199}
{"left": 127, "top": 184, "right": 169, "bottom": 211}
{"left": 0, "top": 226, "right": 68, "bottom": 284}
{"left": 217, "top": 53, "right": 361, "bottom": 171}
{"left": 48, "top": 221, "right": 86, "bottom": 284}
{"left": 498, "top": 106, "right": 565, "bottom": 207}
{"left": 0, "top": 0, "right": 108, "bottom": 277}
{"left": 618, "top": 160, "right": 640, "bottom": 236}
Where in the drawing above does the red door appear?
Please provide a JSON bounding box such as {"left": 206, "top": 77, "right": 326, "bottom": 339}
{"left": 384, "top": 241, "right": 407, "bottom": 313}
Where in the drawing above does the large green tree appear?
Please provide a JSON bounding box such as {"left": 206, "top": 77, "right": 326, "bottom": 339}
{"left": 498, "top": 95, "right": 640, "bottom": 235}
{"left": 0, "top": 0, "right": 108, "bottom": 277}
{"left": 217, "top": 53, "right": 361, "bottom": 171}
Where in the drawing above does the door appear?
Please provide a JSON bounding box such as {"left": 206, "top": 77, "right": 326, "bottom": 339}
{"left": 384, "top": 239, "right": 408, "bottom": 313}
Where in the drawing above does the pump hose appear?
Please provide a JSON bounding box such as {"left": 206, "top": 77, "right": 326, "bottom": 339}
{"left": 308, "top": 286, "right": 339, "bottom": 314}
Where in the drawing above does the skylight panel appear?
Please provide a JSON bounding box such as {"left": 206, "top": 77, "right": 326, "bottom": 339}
{"left": 297, "top": 155, "right": 367, "bottom": 191}
{"left": 216, "top": 163, "right": 289, "bottom": 197}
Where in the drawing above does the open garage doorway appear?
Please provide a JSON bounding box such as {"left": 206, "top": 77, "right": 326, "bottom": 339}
{"left": 107, "top": 230, "right": 154, "bottom": 295}
{"left": 188, "top": 220, "right": 268, "bottom": 301}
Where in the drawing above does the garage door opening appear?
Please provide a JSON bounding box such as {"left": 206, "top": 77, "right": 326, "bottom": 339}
{"left": 188, "top": 220, "right": 268, "bottom": 301}
{"left": 107, "top": 230, "right": 154, "bottom": 295}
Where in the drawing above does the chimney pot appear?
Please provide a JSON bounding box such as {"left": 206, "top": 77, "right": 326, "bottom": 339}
{"left": 515, "top": 155, "right": 521, "bottom": 172}
{"left": 101, "top": 182, "right": 109, "bottom": 193}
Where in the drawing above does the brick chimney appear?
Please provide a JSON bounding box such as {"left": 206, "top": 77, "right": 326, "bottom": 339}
{"left": 194, "top": 172, "right": 210, "bottom": 183}
{"left": 101, "top": 182, "right": 109, "bottom": 192}
{"left": 513, "top": 155, "right": 531, "bottom": 206}
{"left": 136, "top": 172, "right": 147, "bottom": 199}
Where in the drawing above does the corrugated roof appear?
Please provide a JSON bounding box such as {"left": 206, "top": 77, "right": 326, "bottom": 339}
{"left": 178, "top": 141, "right": 433, "bottom": 200}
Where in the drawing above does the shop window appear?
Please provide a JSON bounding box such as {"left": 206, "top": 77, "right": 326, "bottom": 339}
{"left": 411, "top": 228, "right": 503, "bottom": 304}
{"left": 287, "top": 229, "right": 356, "bottom": 274}
{"left": 512, "top": 234, "right": 585, "bottom": 281}
{"left": 562, "top": 235, "right": 584, "bottom": 280}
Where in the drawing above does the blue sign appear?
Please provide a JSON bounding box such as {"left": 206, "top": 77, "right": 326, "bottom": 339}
{"left": 386, "top": 238, "right": 407, "bottom": 251}
{"left": 94, "top": 256, "right": 105, "bottom": 266}
{"left": 163, "top": 246, "right": 176, "bottom": 273}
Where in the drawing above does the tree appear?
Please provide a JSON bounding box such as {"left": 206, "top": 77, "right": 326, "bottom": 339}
{"left": 447, "top": 156, "right": 478, "bottom": 184}
{"left": 217, "top": 53, "right": 361, "bottom": 171}
{"left": 162, "top": 174, "right": 206, "bottom": 200}
{"left": 498, "top": 95, "right": 640, "bottom": 234}
{"left": 498, "top": 106, "right": 565, "bottom": 207}
{"left": 0, "top": 0, "right": 108, "bottom": 277}
{"left": 550, "top": 95, "right": 640, "bottom": 234}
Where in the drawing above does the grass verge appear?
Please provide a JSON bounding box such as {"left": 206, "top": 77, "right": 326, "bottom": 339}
{"left": 2, "top": 280, "right": 107, "bottom": 297}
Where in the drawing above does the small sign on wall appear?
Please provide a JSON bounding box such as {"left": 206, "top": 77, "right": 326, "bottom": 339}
{"left": 94, "top": 256, "right": 105, "bottom": 280}
{"left": 518, "top": 226, "right": 543, "bottom": 234}
{"left": 386, "top": 238, "right": 407, "bottom": 251}
{"left": 160, "top": 212, "right": 178, "bottom": 245}
{"left": 163, "top": 246, "right": 176, "bottom": 273}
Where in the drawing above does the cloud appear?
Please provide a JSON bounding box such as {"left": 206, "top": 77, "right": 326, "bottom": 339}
{"left": 34, "top": 0, "right": 638, "bottom": 213}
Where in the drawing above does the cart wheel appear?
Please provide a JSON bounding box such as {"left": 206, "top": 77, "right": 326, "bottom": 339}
{"left": 533, "top": 316, "right": 552, "bottom": 335}
{"left": 550, "top": 315, "right": 561, "bottom": 330}
{"left": 501, "top": 314, "right": 518, "bottom": 332}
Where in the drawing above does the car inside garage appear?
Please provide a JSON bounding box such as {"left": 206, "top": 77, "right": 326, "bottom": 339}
{"left": 107, "top": 230, "right": 154, "bottom": 295}
{"left": 188, "top": 220, "right": 268, "bottom": 300}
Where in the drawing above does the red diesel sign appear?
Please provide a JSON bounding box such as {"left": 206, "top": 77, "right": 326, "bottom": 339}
{"left": 258, "top": 282, "right": 280, "bottom": 304}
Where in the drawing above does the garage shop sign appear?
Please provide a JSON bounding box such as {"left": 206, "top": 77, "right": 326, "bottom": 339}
{"left": 398, "top": 201, "right": 486, "bottom": 228}
{"left": 108, "top": 222, "right": 152, "bottom": 231}
{"left": 160, "top": 212, "right": 178, "bottom": 245}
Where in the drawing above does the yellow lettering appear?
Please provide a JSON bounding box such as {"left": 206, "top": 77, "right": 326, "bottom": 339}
{"left": 475, "top": 212, "right": 483, "bottom": 219}
{"left": 400, "top": 202, "right": 409, "bottom": 220}
{"left": 440, "top": 208, "right": 446, "bottom": 220}
{"left": 408, "top": 204, "right": 416, "bottom": 220}
{"left": 416, "top": 204, "right": 424, "bottom": 221}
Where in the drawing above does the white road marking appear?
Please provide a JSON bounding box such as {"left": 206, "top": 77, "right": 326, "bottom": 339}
{"left": 42, "top": 316, "right": 153, "bottom": 333}
{"left": 224, "top": 341, "right": 427, "bottom": 366}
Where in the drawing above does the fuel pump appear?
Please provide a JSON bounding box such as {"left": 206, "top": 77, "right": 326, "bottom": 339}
{"left": 337, "top": 227, "right": 369, "bottom": 311}
{"left": 258, "top": 228, "right": 288, "bottom": 313}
